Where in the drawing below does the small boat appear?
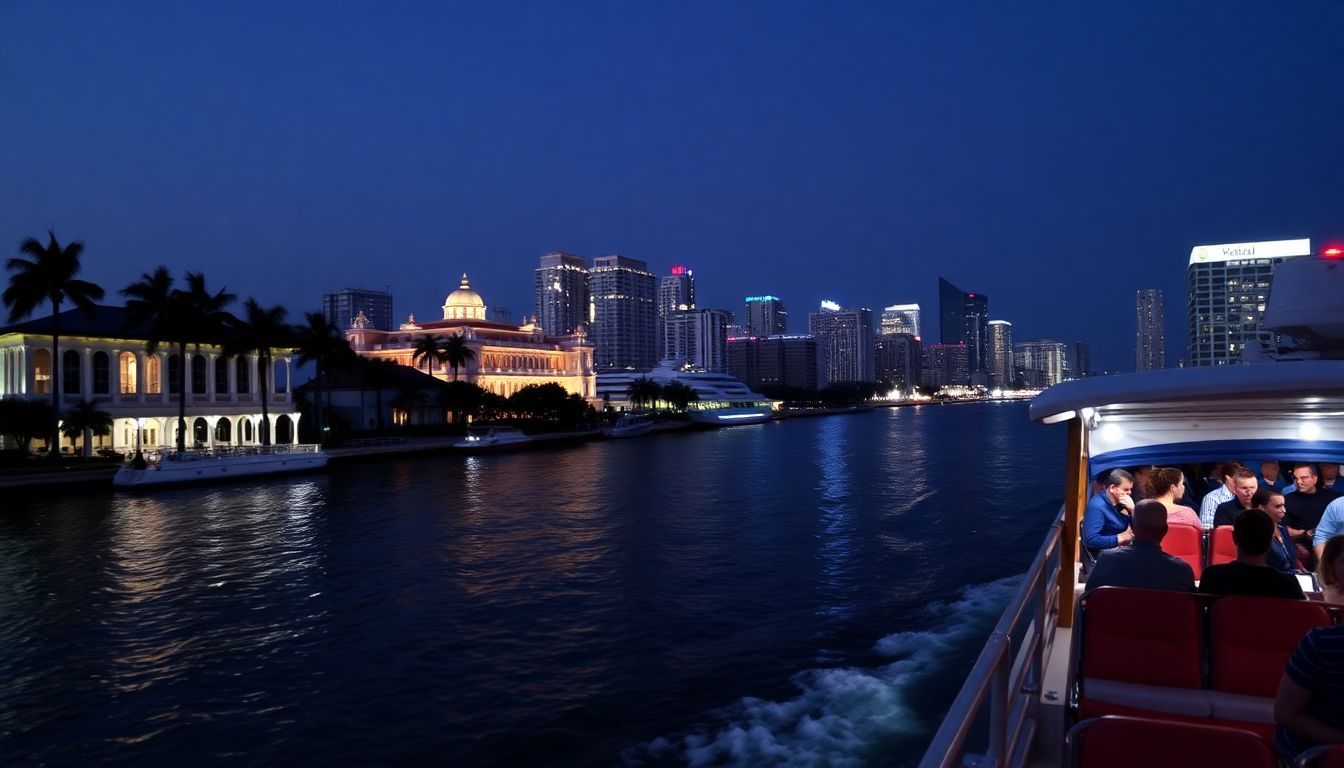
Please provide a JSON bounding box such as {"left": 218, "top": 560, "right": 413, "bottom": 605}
{"left": 601, "top": 413, "right": 655, "bottom": 438}
{"left": 112, "top": 444, "right": 328, "bottom": 488}
{"left": 453, "top": 426, "right": 532, "bottom": 452}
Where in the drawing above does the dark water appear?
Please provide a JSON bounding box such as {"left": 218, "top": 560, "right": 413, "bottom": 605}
{"left": 0, "top": 402, "right": 1063, "bottom": 767}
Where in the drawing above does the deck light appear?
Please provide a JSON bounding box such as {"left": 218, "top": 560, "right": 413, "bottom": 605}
{"left": 1300, "top": 422, "right": 1323, "bottom": 440}
{"left": 1101, "top": 423, "right": 1122, "bottom": 443}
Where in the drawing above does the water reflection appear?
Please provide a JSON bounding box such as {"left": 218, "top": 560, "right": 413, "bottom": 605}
{"left": 815, "top": 416, "right": 857, "bottom": 624}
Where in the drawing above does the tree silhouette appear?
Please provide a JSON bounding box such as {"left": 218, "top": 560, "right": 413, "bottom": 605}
{"left": 60, "top": 399, "right": 112, "bottom": 457}
{"left": 441, "top": 333, "right": 476, "bottom": 381}
{"left": 228, "top": 299, "right": 292, "bottom": 445}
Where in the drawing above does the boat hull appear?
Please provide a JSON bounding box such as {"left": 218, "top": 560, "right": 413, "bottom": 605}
{"left": 686, "top": 407, "right": 773, "bottom": 426}
{"left": 113, "top": 450, "right": 328, "bottom": 488}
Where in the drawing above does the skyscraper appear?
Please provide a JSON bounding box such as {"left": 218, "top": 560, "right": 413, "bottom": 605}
{"left": 921, "top": 343, "right": 969, "bottom": 388}
{"left": 938, "top": 277, "right": 989, "bottom": 381}
{"left": 1187, "top": 238, "right": 1310, "bottom": 366}
{"left": 726, "top": 335, "right": 818, "bottom": 390}
{"left": 535, "top": 252, "right": 589, "bottom": 335}
{"left": 657, "top": 266, "right": 695, "bottom": 361}
{"left": 663, "top": 308, "right": 730, "bottom": 372}
{"left": 1136, "top": 289, "right": 1165, "bottom": 371}
{"left": 874, "top": 333, "right": 922, "bottom": 394}
{"left": 987, "top": 320, "right": 1014, "bottom": 389}
{"left": 745, "top": 296, "right": 787, "bottom": 336}
{"left": 589, "top": 255, "right": 657, "bottom": 370}
{"left": 1015, "top": 340, "right": 1067, "bottom": 387}
{"left": 1071, "top": 341, "right": 1090, "bottom": 379}
{"left": 880, "top": 303, "right": 921, "bottom": 337}
{"left": 323, "top": 287, "right": 393, "bottom": 331}
{"left": 808, "top": 301, "right": 874, "bottom": 384}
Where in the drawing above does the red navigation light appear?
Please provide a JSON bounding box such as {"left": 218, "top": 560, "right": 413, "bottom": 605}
{"left": 1324, "top": 246, "right": 1344, "bottom": 259}
{"left": 670, "top": 265, "right": 688, "bottom": 275}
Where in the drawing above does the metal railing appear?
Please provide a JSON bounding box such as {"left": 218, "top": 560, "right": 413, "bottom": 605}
{"left": 918, "top": 510, "right": 1064, "bottom": 768}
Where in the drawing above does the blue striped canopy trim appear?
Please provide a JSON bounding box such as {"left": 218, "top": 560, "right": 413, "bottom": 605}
{"left": 1090, "top": 438, "right": 1344, "bottom": 474}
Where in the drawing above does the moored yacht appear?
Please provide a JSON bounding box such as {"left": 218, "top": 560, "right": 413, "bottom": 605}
{"left": 601, "top": 412, "right": 656, "bottom": 438}
{"left": 452, "top": 426, "right": 532, "bottom": 452}
{"left": 597, "top": 365, "right": 777, "bottom": 426}
{"left": 113, "top": 444, "right": 328, "bottom": 488}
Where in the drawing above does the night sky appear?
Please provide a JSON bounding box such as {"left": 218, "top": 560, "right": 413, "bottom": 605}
{"left": 3, "top": 1, "right": 1342, "bottom": 372}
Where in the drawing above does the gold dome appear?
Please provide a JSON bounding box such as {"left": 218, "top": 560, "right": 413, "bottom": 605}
{"left": 443, "top": 273, "right": 487, "bottom": 320}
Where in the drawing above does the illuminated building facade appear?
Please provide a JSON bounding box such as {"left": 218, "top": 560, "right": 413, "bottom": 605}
{"left": 745, "top": 296, "right": 787, "bottom": 336}
{"left": 938, "top": 277, "right": 989, "bottom": 381}
{"left": 534, "top": 251, "right": 589, "bottom": 336}
{"left": 880, "top": 303, "right": 921, "bottom": 337}
{"left": 1187, "top": 239, "right": 1308, "bottom": 366}
{"left": 874, "top": 333, "right": 921, "bottom": 394}
{"left": 726, "top": 335, "right": 818, "bottom": 390}
{"left": 324, "top": 287, "right": 393, "bottom": 331}
{"left": 1015, "top": 339, "right": 1067, "bottom": 387}
{"left": 589, "top": 255, "right": 656, "bottom": 370}
{"left": 348, "top": 274, "right": 596, "bottom": 401}
{"left": 808, "top": 301, "right": 874, "bottom": 384}
{"left": 986, "top": 320, "right": 1015, "bottom": 388}
{"left": 657, "top": 266, "right": 695, "bottom": 360}
{"left": 663, "top": 308, "right": 729, "bottom": 372}
{"left": 921, "top": 343, "right": 969, "bottom": 388}
{"left": 1136, "top": 287, "right": 1165, "bottom": 371}
{"left": 0, "top": 306, "right": 302, "bottom": 453}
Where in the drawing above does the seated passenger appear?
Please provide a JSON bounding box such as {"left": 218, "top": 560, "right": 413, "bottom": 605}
{"left": 1275, "top": 623, "right": 1344, "bottom": 758}
{"left": 1083, "top": 500, "right": 1195, "bottom": 594}
{"left": 1145, "top": 467, "right": 1200, "bottom": 528}
{"left": 1323, "top": 463, "right": 1344, "bottom": 494}
{"left": 1199, "top": 509, "right": 1305, "bottom": 599}
{"left": 1259, "top": 460, "right": 1290, "bottom": 491}
{"left": 1255, "top": 486, "right": 1299, "bottom": 574}
{"left": 1199, "top": 461, "right": 1243, "bottom": 528}
{"left": 1130, "top": 465, "right": 1155, "bottom": 501}
{"left": 1081, "top": 468, "right": 1135, "bottom": 576}
{"left": 1313, "top": 493, "right": 1344, "bottom": 560}
{"left": 1318, "top": 535, "right": 1344, "bottom": 605}
{"left": 1213, "top": 468, "right": 1259, "bottom": 528}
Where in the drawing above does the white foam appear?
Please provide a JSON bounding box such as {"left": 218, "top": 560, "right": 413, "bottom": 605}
{"left": 625, "top": 576, "right": 1021, "bottom": 767}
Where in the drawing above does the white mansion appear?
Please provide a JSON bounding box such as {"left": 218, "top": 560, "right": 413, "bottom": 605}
{"left": 0, "top": 306, "right": 301, "bottom": 454}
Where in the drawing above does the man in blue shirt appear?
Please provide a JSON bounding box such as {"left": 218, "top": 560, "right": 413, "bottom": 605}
{"left": 1312, "top": 495, "right": 1344, "bottom": 559}
{"left": 1275, "top": 625, "right": 1344, "bottom": 758}
{"left": 1081, "top": 468, "right": 1135, "bottom": 576}
{"left": 1258, "top": 460, "right": 1291, "bottom": 491}
{"left": 1084, "top": 500, "right": 1195, "bottom": 594}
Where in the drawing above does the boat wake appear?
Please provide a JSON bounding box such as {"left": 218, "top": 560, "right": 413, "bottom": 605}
{"left": 624, "top": 576, "right": 1021, "bottom": 767}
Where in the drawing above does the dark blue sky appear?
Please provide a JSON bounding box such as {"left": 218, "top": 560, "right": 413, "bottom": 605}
{"left": 4, "top": 1, "right": 1342, "bottom": 372}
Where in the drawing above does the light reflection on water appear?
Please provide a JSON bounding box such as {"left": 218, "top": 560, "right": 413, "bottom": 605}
{"left": 0, "top": 404, "right": 1062, "bottom": 767}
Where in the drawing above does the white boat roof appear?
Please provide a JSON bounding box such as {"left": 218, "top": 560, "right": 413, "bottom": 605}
{"left": 1029, "top": 360, "right": 1344, "bottom": 470}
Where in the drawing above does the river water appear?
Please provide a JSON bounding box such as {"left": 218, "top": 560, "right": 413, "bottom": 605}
{"left": 0, "top": 402, "right": 1063, "bottom": 767}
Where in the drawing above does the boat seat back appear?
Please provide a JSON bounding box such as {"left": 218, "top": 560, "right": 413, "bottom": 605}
{"left": 1210, "top": 595, "right": 1332, "bottom": 697}
{"left": 1066, "top": 715, "right": 1280, "bottom": 768}
{"left": 1081, "top": 587, "right": 1203, "bottom": 689}
{"left": 1210, "top": 525, "right": 1237, "bottom": 566}
{"left": 1295, "top": 744, "right": 1344, "bottom": 767}
{"left": 1162, "top": 523, "right": 1204, "bottom": 579}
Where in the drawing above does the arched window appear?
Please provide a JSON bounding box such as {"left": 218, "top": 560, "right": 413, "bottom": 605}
{"left": 215, "top": 355, "right": 229, "bottom": 394}
{"left": 146, "top": 354, "right": 161, "bottom": 394}
{"left": 168, "top": 354, "right": 182, "bottom": 394}
{"left": 92, "top": 352, "right": 110, "bottom": 394}
{"left": 241, "top": 418, "right": 254, "bottom": 442}
{"left": 236, "top": 357, "right": 250, "bottom": 394}
{"left": 275, "top": 414, "right": 293, "bottom": 443}
{"left": 214, "top": 418, "right": 231, "bottom": 443}
{"left": 119, "top": 352, "right": 138, "bottom": 394}
{"left": 32, "top": 349, "right": 51, "bottom": 394}
{"left": 63, "top": 349, "right": 81, "bottom": 395}
{"left": 192, "top": 354, "right": 207, "bottom": 394}
{"left": 193, "top": 417, "right": 208, "bottom": 445}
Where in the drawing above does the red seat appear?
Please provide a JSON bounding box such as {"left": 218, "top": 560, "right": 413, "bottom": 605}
{"left": 1210, "top": 525, "right": 1237, "bottom": 565}
{"left": 1162, "top": 523, "right": 1204, "bottom": 578}
{"left": 1078, "top": 588, "right": 1204, "bottom": 719}
{"left": 1210, "top": 595, "right": 1332, "bottom": 697}
{"left": 1067, "top": 715, "right": 1280, "bottom": 768}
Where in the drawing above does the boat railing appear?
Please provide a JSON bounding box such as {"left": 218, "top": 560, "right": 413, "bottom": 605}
{"left": 126, "top": 443, "right": 323, "bottom": 466}
{"left": 917, "top": 509, "right": 1064, "bottom": 768}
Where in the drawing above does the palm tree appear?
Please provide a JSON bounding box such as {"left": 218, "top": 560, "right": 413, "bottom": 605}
{"left": 122, "top": 268, "right": 235, "bottom": 454}
{"left": 661, "top": 381, "right": 698, "bottom": 412}
{"left": 293, "top": 311, "right": 356, "bottom": 442}
{"left": 627, "top": 377, "right": 662, "bottom": 410}
{"left": 411, "top": 335, "right": 447, "bottom": 378}
{"left": 227, "top": 299, "right": 291, "bottom": 446}
{"left": 3, "top": 230, "right": 104, "bottom": 458}
{"left": 60, "top": 399, "right": 112, "bottom": 458}
{"left": 441, "top": 333, "right": 476, "bottom": 381}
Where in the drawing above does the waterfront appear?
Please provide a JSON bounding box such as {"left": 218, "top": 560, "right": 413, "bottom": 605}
{"left": 0, "top": 402, "right": 1062, "bottom": 767}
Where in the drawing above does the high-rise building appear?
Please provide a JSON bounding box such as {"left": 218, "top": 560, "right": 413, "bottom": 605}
{"left": 987, "top": 320, "right": 1014, "bottom": 389}
{"left": 874, "top": 333, "right": 922, "bottom": 394}
{"left": 657, "top": 266, "right": 695, "bottom": 360}
{"left": 1072, "top": 341, "right": 1091, "bottom": 379}
{"left": 745, "top": 296, "right": 787, "bottom": 337}
{"left": 809, "top": 301, "right": 874, "bottom": 384}
{"left": 921, "top": 343, "right": 969, "bottom": 388}
{"left": 663, "top": 308, "right": 730, "bottom": 372}
{"left": 938, "top": 277, "right": 989, "bottom": 379}
{"left": 323, "top": 287, "right": 393, "bottom": 331}
{"left": 535, "top": 252, "right": 589, "bottom": 336}
{"left": 880, "top": 304, "right": 921, "bottom": 337}
{"left": 1187, "top": 238, "right": 1310, "bottom": 366}
{"left": 589, "top": 255, "right": 657, "bottom": 370}
{"left": 1136, "top": 288, "right": 1164, "bottom": 371}
{"left": 1015, "top": 340, "right": 1068, "bottom": 387}
{"left": 726, "top": 335, "right": 819, "bottom": 390}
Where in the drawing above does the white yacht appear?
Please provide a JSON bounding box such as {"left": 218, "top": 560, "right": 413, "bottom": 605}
{"left": 112, "top": 444, "right": 328, "bottom": 488}
{"left": 453, "top": 426, "right": 532, "bottom": 452}
{"left": 601, "top": 412, "right": 656, "bottom": 438}
{"left": 597, "top": 365, "right": 777, "bottom": 426}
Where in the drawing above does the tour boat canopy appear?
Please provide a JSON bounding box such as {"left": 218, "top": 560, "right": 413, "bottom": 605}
{"left": 1029, "top": 360, "right": 1344, "bottom": 471}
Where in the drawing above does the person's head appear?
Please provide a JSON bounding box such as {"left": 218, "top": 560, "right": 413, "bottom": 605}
{"left": 1319, "top": 535, "right": 1344, "bottom": 589}
{"left": 1131, "top": 500, "right": 1169, "bottom": 544}
{"left": 1323, "top": 463, "right": 1340, "bottom": 483}
{"left": 1100, "top": 468, "right": 1134, "bottom": 504}
{"left": 1145, "top": 467, "right": 1185, "bottom": 501}
{"left": 1252, "top": 486, "right": 1286, "bottom": 523}
{"left": 1214, "top": 461, "right": 1244, "bottom": 491}
{"left": 1261, "top": 460, "right": 1281, "bottom": 480}
{"left": 1232, "top": 468, "right": 1258, "bottom": 507}
{"left": 1293, "top": 463, "right": 1319, "bottom": 494}
{"left": 1231, "top": 508, "right": 1275, "bottom": 557}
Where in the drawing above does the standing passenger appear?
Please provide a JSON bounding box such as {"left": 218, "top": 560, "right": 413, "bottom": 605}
{"left": 1081, "top": 468, "right": 1135, "bottom": 577}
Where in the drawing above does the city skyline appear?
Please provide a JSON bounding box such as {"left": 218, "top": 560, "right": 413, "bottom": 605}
{"left": 4, "top": 3, "right": 1343, "bottom": 375}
